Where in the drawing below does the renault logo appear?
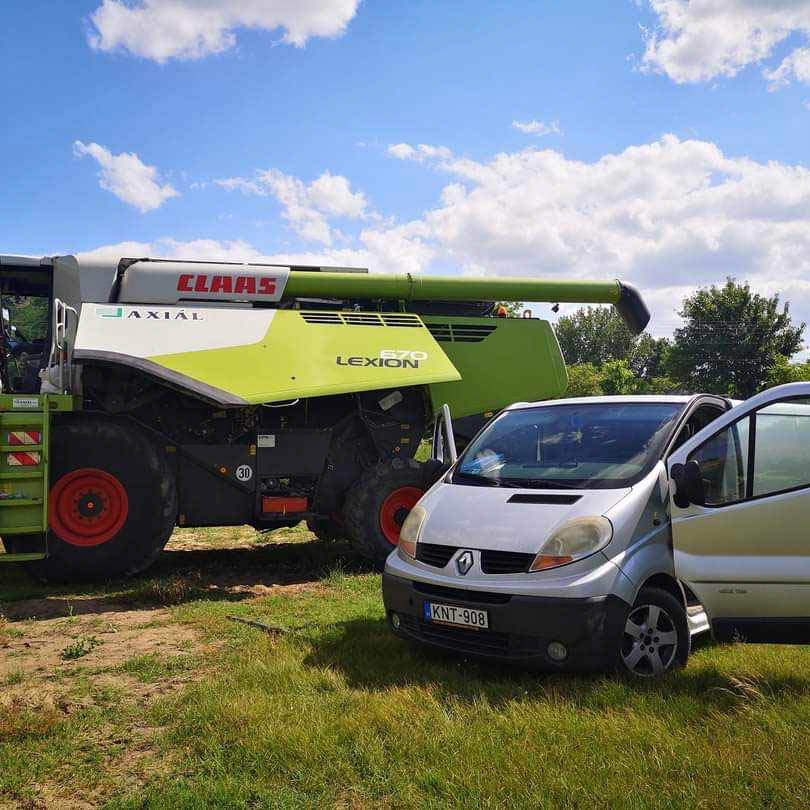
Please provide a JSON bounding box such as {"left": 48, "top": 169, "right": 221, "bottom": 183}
{"left": 456, "top": 550, "right": 474, "bottom": 575}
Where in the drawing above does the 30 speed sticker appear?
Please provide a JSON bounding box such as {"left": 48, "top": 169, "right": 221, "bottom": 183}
{"left": 235, "top": 464, "right": 253, "bottom": 482}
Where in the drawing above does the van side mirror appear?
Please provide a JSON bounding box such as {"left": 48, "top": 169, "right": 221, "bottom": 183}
{"left": 670, "top": 460, "right": 706, "bottom": 508}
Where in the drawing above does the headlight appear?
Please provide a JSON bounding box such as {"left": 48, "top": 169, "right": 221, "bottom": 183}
{"left": 398, "top": 506, "right": 427, "bottom": 560}
{"left": 529, "top": 516, "right": 613, "bottom": 572}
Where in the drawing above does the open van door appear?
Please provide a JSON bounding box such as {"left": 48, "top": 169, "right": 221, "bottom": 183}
{"left": 667, "top": 382, "right": 810, "bottom": 643}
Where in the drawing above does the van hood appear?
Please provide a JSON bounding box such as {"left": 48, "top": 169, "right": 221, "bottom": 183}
{"left": 417, "top": 483, "right": 631, "bottom": 555}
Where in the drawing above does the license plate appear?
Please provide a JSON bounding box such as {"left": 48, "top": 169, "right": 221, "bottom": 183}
{"left": 424, "top": 601, "right": 489, "bottom": 629}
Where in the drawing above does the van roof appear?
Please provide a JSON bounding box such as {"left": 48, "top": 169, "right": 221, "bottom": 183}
{"left": 505, "top": 394, "right": 702, "bottom": 411}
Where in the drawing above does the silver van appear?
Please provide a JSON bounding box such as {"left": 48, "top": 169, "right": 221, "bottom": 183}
{"left": 383, "top": 394, "right": 733, "bottom": 676}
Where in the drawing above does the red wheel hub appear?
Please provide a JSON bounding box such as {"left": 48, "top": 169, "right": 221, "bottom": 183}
{"left": 379, "top": 486, "right": 423, "bottom": 546}
{"left": 49, "top": 468, "right": 129, "bottom": 547}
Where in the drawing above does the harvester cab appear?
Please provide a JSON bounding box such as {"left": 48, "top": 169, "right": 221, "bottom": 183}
{"left": 0, "top": 253, "right": 649, "bottom": 580}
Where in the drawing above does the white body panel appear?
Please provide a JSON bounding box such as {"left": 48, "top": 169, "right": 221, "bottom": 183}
{"left": 117, "top": 260, "right": 290, "bottom": 304}
{"left": 416, "top": 483, "right": 630, "bottom": 556}
{"left": 74, "top": 304, "right": 275, "bottom": 357}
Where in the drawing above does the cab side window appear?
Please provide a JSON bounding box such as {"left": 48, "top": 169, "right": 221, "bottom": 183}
{"left": 752, "top": 399, "right": 810, "bottom": 497}
{"left": 670, "top": 404, "right": 726, "bottom": 454}
{"left": 687, "top": 418, "right": 749, "bottom": 505}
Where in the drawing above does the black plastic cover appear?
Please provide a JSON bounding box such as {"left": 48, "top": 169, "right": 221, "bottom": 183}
{"left": 615, "top": 281, "right": 651, "bottom": 334}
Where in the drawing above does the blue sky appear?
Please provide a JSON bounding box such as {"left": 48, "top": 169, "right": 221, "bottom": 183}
{"left": 2, "top": 0, "right": 810, "bottom": 339}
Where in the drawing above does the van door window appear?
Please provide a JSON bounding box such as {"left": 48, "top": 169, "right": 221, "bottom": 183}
{"left": 752, "top": 398, "right": 810, "bottom": 497}
{"left": 687, "top": 418, "right": 749, "bottom": 505}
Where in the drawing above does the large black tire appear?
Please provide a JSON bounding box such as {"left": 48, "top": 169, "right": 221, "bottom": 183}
{"left": 343, "top": 457, "right": 438, "bottom": 568}
{"left": 618, "top": 587, "right": 690, "bottom": 678}
{"left": 306, "top": 517, "right": 344, "bottom": 542}
{"left": 21, "top": 419, "right": 177, "bottom": 583}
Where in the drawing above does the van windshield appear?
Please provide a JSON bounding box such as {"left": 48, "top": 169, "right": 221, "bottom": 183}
{"left": 453, "top": 402, "right": 685, "bottom": 490}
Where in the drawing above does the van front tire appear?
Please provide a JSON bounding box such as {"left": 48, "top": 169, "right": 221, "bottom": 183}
{"left": 618, "top": 587, "right": 690, "bottom": 678}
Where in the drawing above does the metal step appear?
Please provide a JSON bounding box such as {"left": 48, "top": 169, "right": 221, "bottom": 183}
{"left": 0, "top": 551, "right": 46, "bottom": 563}
{"left": 687, "top": 604, "right": 710, "bottom": 636}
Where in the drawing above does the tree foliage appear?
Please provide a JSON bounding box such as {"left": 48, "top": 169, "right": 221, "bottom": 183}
{"left": 554, "top": 280, "right": 805, "bottom": 399}
{"left": 554, "top": 306, "right": 670, "bottom": 383}
{"left": 666, "top": 279, "right": 805, "bottom": 398}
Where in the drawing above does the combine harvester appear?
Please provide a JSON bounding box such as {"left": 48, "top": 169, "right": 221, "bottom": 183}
{"left": 0, "top": 254, "right": 648, "bottom": 580}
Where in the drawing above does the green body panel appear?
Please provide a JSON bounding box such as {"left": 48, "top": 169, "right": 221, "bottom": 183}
{"left": 0, "top": 394, "right": 73, "bottom": 561}
{"left": 422, "top": 317, "right": 568, "bottom": 418}
{"left": 149, "top": 310, "right": 461, "bottom": 404}
{"left": 285, "top": 272, "right": 622, "bottom": 305}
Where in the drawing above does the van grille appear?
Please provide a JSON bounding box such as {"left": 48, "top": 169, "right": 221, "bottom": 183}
{"left": 426, "top": 323, "right": 497, "bottom": 343}
{"left": 300, "top": 311, "right": 422, "bottom": 328}
{"left": 415, "top": 545, "right": 534, "bottom": 575}
{"left": 480, "top": 550, "right": 535, "bottom": 574}
{"left": 413, "top": 581, "right": 512, "bottom": 604}
{"left": 415, "top": 543, "right": 457, "bottom": 568}
{"left": 398, "top": 615, "right": 541, "bottom": 658}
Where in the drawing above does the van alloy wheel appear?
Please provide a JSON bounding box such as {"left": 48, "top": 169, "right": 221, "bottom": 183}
{"left": 619, "top": 587, "right": 690, "bottom": 677}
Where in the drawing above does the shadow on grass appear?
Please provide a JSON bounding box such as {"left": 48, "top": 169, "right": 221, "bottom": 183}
{"left": 304, "top": 616, "right": 810, "bottom": 710}
{"left": 0, "top": 538, "right": 373, "bottom": 620}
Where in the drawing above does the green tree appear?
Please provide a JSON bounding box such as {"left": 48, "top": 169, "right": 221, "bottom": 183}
{"left": 554, "top": 306, "right": 670, "bottom": 382}
{"left": 600, "top": 360, "right": 652, "bottom": 395}
{"left": 555, "top": 307, "right": 635, "bottom": 367}
{"left": 667, "top": 279, "right": 805, "bottom": 398}
{"left": 564, "top": 363, "right": 604, "bottom": 397}
{"left": 766, "top": 355, "right": 810, "bottom": 387}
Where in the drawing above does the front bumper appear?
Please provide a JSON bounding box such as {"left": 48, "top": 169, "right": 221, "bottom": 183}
{"left": 382, "top": 572, "right": 629, "bottom": 671}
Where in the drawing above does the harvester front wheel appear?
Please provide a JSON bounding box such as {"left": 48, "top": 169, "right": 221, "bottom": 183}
{"left": 306, "top": 517, "right": 344, "bottom": 542}
{"left": 23, "top": 419, "right": 177, "bottom": 583}
{"left": 343, "top": 458, "right": 437, "bottom": 568}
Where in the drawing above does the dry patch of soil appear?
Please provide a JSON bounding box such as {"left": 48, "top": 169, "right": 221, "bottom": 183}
{"left": 0, "top": 605, "right": 208, "bottom": 809}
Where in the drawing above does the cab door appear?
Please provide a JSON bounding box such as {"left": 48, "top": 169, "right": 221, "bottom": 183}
{"left": 667, "top": 383, "right": 810, "bottom": 643}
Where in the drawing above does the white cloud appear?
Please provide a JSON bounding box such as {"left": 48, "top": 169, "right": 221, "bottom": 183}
{"left": 215, "top": 169, "right": 368, "bottom": 245}
{"left": 87, "top": 135, "right": 810, "bottom": 340}
{"left": 764, "top": 47, "right": 810, "bottom": 89}
{"left": 78, "top": 233, "right": 430, "bottom": 277}
{"left": 641, "top": 0, "right": 810, "bottom": 88}
{"left": 393, "top": 134, "right": 810, "bottom": 336}
{"left": 387, "top": 143, "right": 453, "bottom": 162}
{"left": 73, "top": 141, "right": 179, "bottom": 213}
{"left": 512, "top": 119, "right": 562, "bottom": 137}
{"left": 87, "top": 0, "right": 361, "bottom": 63}
{"left": 79, "top": 238, "right": 266, "bottom": 263}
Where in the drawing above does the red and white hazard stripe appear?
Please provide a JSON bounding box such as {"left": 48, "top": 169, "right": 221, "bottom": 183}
{"left": 8, "top": 431, "right": 41, "bottom": 446}
{"left": 7, "top": 451, "right": 41, "bottom": 466}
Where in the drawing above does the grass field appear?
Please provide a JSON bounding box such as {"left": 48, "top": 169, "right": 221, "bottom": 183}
{"left": 3, "top": 525, "right": 810, "bottom": 809}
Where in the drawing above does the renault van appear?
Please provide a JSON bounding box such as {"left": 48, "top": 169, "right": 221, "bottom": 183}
{"left": 383, "top": 394, "right": 733, "bottom": 677}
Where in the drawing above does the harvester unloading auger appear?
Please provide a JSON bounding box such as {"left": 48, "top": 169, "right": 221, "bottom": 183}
{"left": 0, "top": 254, "right": 649, "bottom": 581}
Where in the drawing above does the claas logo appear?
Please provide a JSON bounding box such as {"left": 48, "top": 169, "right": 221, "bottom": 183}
{"left": 177, "top": 273, "right": 277, "bottom": 296}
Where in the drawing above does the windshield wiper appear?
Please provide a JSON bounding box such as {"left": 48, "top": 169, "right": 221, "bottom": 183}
{"left": 453, "top": 470, "right": 502, "bottom": 487}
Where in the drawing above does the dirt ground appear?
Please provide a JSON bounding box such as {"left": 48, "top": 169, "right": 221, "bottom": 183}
{"left": 0, "top": 525, "right": 352, "bottom": 809}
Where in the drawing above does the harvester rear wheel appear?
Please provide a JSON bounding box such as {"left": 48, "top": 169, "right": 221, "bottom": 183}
{"left": 343, "top": 458, "right": 437, "bottom": 568}
{"left": 22, "top": 419, "right": 177, "bottom": 583}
